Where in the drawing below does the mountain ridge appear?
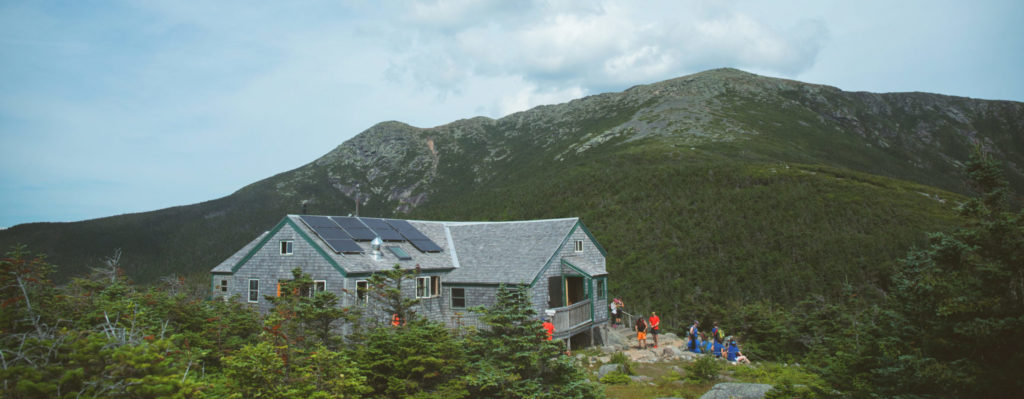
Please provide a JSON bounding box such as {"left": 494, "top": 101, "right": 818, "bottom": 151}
{"left": 1, "top": 69, "right": 1020, "bottom": 306}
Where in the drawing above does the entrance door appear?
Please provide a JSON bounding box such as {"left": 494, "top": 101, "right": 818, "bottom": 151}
{"left": 548, "top": 276, "right": 563, "bottom": 308}
{"left": 565, "top": 276, "right": 586, "bottom": 305}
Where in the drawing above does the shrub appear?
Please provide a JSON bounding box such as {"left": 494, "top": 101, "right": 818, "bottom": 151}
{"left": 600, "top": 371, "right": 632, "bottom": 385}
{"left": 685, "top": 356, "right": 721, "bottom": 384}
{"left": 609, "top": 352, "right": 634, "bottom": 375}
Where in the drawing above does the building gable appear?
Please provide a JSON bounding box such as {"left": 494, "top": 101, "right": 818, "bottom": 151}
{"left": 229, "top": 217, "right": 347, "bottom": 276}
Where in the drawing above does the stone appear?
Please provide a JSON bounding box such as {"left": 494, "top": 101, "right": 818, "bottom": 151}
{"left": 698, "top": 383, "right": 774, "bottom": 399}
{"left": 597, "top": 363, "right": 625, "bottom": 379}
{"left": 630, "top": 375, "right": 653, "bottom": 383}
{"left": 661, "top": 346, "right": 684, "bottom": 358}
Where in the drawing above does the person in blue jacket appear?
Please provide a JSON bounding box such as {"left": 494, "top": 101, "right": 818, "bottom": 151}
{"left": 701, "top": 332, "right": 714, "bottom": 354}
{"left": 727, "top": 339, "right": 750, "bottom": 364}
{"left": 712, "top": 338, "right": 725, "bottom": 358}
{"left": 691, "top": 332, "right": 704, "bottom": 353}
{"left": 687, "top": 320, "right": 700, "bottom": 352}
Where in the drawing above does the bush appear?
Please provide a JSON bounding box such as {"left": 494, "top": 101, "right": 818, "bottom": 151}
{"left": 600, "top": 371, "right": 632, "bottom": 385}
{"left": 609, "top": 352, "right": 634, "bottom": 375}
{"left": 685, "top": 356, "right": 721, "bottom": 384}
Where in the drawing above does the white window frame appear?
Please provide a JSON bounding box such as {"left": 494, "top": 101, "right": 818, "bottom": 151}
{"left": 450, "top": 287, "right": 466, "bottom": 309}
{"left": 313, "top": 280, "right": 327, "bottom": 295}
{"left": 596, "top": 279, "right": 606, "bottom": 300}
{"left": 416, "top": 276, "right": 441, "bottom": 298}
{"left": 281, "top": 240, "right": 293, "bottom": 255}
{"left": 574, "top": 240, "right": 583, "bottom": 252}
{"left": 248, "top": 279, "right": 259, "bottom": 303}
{"left": 356, "top": 280, "right": 368, "bottom": 304}
{"left": 219, "top": 279, "right": 229, "bottom": 293}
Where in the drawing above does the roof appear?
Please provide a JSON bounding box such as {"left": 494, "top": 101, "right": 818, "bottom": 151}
{"left": 214, "top": 215, "right": 602, "bottom": 285}
{"left": 442, "top": 218, "right": 579, "bottom": 284}
{"left": 211, "top": 231, "right": 268, "bottom": 273}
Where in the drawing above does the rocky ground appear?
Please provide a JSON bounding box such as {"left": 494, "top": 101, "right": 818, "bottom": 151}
{"left": 577, "top": 324, "right": 775, "bottom": 399}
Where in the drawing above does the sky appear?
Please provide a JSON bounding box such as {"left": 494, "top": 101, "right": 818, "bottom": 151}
{"left": 1, "top": 0, "right": 1023, "bottom": 228}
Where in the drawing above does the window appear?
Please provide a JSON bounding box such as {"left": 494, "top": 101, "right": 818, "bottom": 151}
{"left": 596, "top": 279, "right": 606, "bottom": 300}
{"left": 451, "top": 288, "right": 466, "bottom": 308}
{"left": 281, "top": 240, "right": 293, "bottom": 255}
{"left": 417, "top": 276, "right": 441, "bottom": 298}
{"left": 356, "top": 280, "right": 368, "bottom": 304}
{"left": 314, "top": 280, "right": 327, "bottom": 295}
{"left": 219, "top": 279, "right": 228, "bottom": 292}
{"left": 574, "top": 240, "right": 583, "bottom": 252}
{"left": 248, "top": 279, "right": 259, "bottom": 302}
{"left": 386, "top": 246, "right": 412, "bottom": 260}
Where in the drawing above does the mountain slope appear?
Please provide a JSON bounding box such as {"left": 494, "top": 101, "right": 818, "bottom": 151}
{"left": 1, "top": 69, "right": 1020, "bottom": 306}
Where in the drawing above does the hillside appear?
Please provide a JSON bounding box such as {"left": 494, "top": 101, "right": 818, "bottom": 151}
{"left": 2, "top": 69, "right": 1021, "bottom": 312}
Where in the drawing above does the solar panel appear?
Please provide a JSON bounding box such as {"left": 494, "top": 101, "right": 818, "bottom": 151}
{"left": 329, "top": 216, "right": 375, "bottom": 241}
{"left": 385, "top": 219, "right": 417, "bottom": 232}
{"left": 299, "top": 215, "right": 338, "bottom": 228}
{"left": 315, "top": 227, "right": 351, "bottom": 240}
{"left": 361, "top": 218, "right": 404, "bottom": 241}
{"left": 398, "top": 228, "right": 429, "bottom": 242}
{"left": 325, "top": 238, "right": 363, "bottom": 254}
{"left": 409, "top": 239, "right": 443, "bottom": 253}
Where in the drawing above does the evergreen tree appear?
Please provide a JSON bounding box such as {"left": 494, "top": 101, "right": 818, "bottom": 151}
{"left": 870, "top": 148, "right": 1024, "bottom": 397}
{"left": 467, "top": 284, "right": 602, "bottom": 399}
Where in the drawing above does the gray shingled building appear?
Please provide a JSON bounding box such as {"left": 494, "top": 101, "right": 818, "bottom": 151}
{"left": 211, "top": 215, "right": 609, "bottom": 345}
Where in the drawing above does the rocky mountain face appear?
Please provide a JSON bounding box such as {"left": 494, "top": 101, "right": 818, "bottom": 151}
{"left": 2, "top": 68, "right": 1021, "bottom": 289}
{"left": 267, "top": 68, "right": 1022, "bottom": 217}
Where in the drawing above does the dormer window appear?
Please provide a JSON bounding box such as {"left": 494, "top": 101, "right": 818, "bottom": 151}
{"left": 574, "top": 240, "right": 583, "bottom": 252}
{"left": 281, "top": 240, "right": 293, "bottom": 255}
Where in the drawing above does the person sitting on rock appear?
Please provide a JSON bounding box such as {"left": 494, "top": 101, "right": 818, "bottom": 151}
{"left": 701, "top": 332, "right": 714, "bottom": 354}
{"left": 713, "top": 337, "right": 725, "bottom": 358}
{"left": 727, "top": 339, "right": 751, "bottom": 364}
{"left": 634, "top": 317, "right": 648, "bottom": 349}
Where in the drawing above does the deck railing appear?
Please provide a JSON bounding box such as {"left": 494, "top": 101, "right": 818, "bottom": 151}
{"left": 550, "top": 298, "right": 592, "bottom": 333}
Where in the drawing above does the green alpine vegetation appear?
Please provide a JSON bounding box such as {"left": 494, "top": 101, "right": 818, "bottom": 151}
{"left": 1, "top": 255, "right": 602, "bottom": 398}
{"left": 1, "top": 68, "right": 1023, "bottom": 396}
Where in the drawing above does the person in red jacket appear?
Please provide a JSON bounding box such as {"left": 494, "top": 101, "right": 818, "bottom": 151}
{"left": 648, "top": 312, "right": 661, "bottom": 348}
{"left": 542, "top": 318, "right": 554, "bottom": 341}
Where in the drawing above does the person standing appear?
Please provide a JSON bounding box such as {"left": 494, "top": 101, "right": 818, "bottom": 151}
{"left": 648, "top": 312, "right": 661, "bottom": 348}
{"left": 711, "top": 322, "right": 722, "bottom": 344}
{"left": 688, "top": 320, "right": 700, "bottom": 352}
{"left": 634, "top": 317, "right": 648, "bottom": 349}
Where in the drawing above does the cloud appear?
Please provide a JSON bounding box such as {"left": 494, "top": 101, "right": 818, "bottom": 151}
{"left": 386, "top": 0, "right": 828, "bottom": 114}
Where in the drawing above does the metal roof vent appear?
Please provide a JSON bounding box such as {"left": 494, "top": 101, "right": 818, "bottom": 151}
{"left": 371, "top": 236, "right": 383, "bottom": 261}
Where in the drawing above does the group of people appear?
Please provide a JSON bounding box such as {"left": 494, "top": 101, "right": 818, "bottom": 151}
{"left": 685, "top": 320, "right": 750, "bottom": 364}
{"left": 620, "top": 305, "right": 751, "bottom": 365}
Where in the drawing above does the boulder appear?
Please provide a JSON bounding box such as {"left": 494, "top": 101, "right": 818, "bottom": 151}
{"left": 661, "top": 346, "right": 684, "bottom": 359}
{"left": 604, "top": 328, "right": 631, "bottom": 348}
{"left": 630, "top": 375, "right": 653, "bottom": 383}
{"left": 699, "top": 383, "right": 773, "bottom": 399}
{"left": 596, "top": 363, "right": 625, "bottom": 379}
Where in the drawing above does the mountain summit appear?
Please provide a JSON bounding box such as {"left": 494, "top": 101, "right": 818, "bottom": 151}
{"left": 2, "top": 69, "right": 1021, "bottom": 302}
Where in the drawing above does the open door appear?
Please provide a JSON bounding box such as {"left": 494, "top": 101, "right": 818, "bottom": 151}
{"left": 565, "top": 276, "right": 586, "bottom": 305}
{"left": 548, "top": 276, "right": 564, "bottom": 308}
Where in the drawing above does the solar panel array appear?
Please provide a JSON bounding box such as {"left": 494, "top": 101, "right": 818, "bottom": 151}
{"left": 298, "top": 215, "right": 363, "bottom": 254}
{"left": 386, "top": 219, "right": 443, "bottom": 252}
{"left": 297, "top": 215, "right": 444, "bottom": 255}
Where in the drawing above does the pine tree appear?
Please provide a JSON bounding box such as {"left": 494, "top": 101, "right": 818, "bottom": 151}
{"left": 872, "top": 148, "right": 1024, "bottom": 397}
{"left": 468, "top": 284, "right": 602, "bottom": 399}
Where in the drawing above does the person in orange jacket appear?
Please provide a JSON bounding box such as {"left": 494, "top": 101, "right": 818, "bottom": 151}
{"left": 542, "top": 318, "right": 554, "bottom": 340}
{"left": 648, "top": 311, "right": 661, "bottom": 348}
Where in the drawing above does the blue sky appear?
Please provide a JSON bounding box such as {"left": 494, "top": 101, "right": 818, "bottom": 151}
{"left": 2, "top": 0, "right": 1023, "bottom": 228}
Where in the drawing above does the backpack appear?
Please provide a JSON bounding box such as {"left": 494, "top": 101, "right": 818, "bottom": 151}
{"left": 717, "top": 328, "right": 725, "bottom": 341}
